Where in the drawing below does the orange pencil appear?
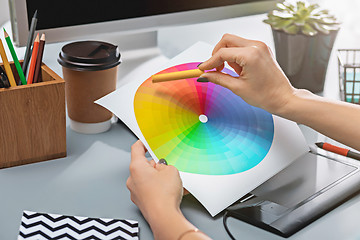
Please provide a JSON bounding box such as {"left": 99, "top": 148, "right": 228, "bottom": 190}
{"left": 27, "top": 33, "right": 39, "bottom": 84}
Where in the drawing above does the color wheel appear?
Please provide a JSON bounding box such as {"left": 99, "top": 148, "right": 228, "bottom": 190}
{"left": 134, "top": 62, "right": 274, "bottom": 175}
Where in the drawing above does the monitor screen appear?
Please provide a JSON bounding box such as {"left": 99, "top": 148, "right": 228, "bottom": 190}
{"left": 27, "top": 0, "right": 264, "bottom": 30}
{"left": 9, "top": 0, "right": 276, "bottom": 46}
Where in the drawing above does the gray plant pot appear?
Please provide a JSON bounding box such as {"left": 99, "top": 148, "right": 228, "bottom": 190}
{"left": 272, "top": 29, "right": 338, "bottom": 93}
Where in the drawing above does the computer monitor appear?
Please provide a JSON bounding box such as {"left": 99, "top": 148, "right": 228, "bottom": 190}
{"left": 9, "top": 0, "right": 276, "bottom": 48}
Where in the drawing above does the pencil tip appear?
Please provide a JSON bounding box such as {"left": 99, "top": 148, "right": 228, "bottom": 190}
{"left": 35, "top": 33, "right": 40, "bottom": 41}
{"left": 315, "top": 142, "right": 323, "bottom": 148}
{"left": 3, "top": 28, "right": 8, "bottom": 37}
{"left": 34, "top": 10, "right": 38, "bottom": 18}
{"left": 40, "top": 33, "right": 45, "bottom": 41}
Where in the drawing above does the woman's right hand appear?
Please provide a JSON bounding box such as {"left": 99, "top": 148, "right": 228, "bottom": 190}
{"left": 199, "top": 34, "right": 298, "bottom": 115}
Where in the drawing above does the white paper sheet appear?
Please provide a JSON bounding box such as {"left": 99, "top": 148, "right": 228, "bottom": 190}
{"left": 96, "top": 42, "right": 309, "bottom": 216}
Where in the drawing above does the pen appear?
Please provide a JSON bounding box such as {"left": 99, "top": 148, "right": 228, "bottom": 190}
{"left": 0, "top": 39, "right": 16, "bottom": 87}
{"left": 315, "top": 142, "right": 360, "bottom": 161}
{"left": 3, "top": 28, "right": 27, "bottom": 85}
{"left": 22, "top": 10, "right": 38, "bottom": 75}
{"left": 152, "top": 69, "right": 204, "bottom": 83}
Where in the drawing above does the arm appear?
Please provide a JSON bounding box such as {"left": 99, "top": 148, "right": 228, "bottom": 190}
{"left": 281, "top": 90, "right": 360, "bottom": 150}
{"left": 199, "top": 34, "right": 360, "bottom": 151}
{"left": 127, "top": 34, "right": 360, "bottom": 240}
{"left": 127, "top": 140, "right": 211, "bottom": 240}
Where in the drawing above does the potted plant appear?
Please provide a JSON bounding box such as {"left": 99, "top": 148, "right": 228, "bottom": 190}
{"left": 264, "top": 0, "right": 340, "bottom": 93}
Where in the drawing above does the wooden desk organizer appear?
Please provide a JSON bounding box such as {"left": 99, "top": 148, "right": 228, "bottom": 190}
{"left": 0, "top": 61, "right": 66, "bottom": 169}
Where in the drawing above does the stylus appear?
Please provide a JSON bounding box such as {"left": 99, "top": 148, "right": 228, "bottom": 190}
{"left": 22, "top": 10, "right": 38, "bottom": 75}
{"left": 316, "top": 142, "right": 360, "bottom": 161}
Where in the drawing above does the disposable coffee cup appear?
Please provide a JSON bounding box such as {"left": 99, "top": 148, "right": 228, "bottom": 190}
{"left": 58, "top": 41, "right": 121, "bottom": 134}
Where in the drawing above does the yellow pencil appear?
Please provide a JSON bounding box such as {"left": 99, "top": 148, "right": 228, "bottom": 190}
{"left": 152, "top": 69, "right": 204, "bottom": 83}
{"left": 4, "top": 28, "right": 26, "bottom": 85}
{"left": 0, "top": 39, "right": 16, "bottom": 87}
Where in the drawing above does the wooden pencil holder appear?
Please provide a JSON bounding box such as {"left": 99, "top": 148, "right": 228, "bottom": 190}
{"left": 0, "top": 61, "right": 66, "bottom": 169}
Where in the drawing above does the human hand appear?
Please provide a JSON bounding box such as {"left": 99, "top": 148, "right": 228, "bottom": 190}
{"left": 126, "top": 140, "right": 183, "bottom": 223}
{"left": 199, "top": 34, "right": 297, "bottom": 115}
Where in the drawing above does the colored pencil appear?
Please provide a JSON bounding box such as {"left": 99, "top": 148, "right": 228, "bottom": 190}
{"left": 316, "top": 142, "right": 360, "bottom": 161}
{"left": 152, "top": 69, "right": 204, "bottom": 83}
{"left": 22, "top": 10, "right": 38, "bottom": 75}
{"left": 3, "top": 28, "right": 27, "bottom": 85}
{"left": 27, "top": 33, "right": 39, "bottom": 84}
{"left": 33, "top": 33, "right": 45, "bottom": 83}
{"left": 0, "top": 39, "right": 16, "bottom": 87}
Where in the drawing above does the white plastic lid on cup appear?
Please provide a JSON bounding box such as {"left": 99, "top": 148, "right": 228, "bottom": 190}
{"left": 70, "top": 119, "right": 112, "bottom": 134}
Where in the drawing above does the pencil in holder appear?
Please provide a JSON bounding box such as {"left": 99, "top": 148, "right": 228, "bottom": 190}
{"left": 337, "top": 49, "right": 360, "bottom": 104}
{"left": 0, "top": 61, "right": 66, "bottom": 169}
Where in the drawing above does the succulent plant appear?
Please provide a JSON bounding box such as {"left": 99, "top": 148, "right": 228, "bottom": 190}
{"left": 263, "top": 0, "right": 340, "bottom": 36}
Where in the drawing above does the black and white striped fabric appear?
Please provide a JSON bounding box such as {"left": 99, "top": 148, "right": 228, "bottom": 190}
{"left": 18, "top": 210, "right": 139, "bottom": 240}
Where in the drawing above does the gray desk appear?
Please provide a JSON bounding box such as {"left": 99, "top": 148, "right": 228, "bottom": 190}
{"left": 1, "top": 13, "right": 360, "bottom": 240}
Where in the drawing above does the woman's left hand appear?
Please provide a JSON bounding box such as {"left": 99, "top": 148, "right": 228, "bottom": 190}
{"left": 126, "top": 140, "right": 184, "bottom": 223}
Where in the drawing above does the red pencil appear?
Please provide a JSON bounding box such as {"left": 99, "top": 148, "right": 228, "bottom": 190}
{"left": 33, "top": 33, "right": 45, "bottom": 83}
{"left": 27, "top": 33, "right": 39, "bottom": 84}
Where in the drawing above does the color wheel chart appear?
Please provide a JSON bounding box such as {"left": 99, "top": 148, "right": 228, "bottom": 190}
{"left": 134, "top": 62, "right": 274, "bottom": 175}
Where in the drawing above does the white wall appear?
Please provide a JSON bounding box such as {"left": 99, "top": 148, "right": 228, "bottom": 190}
{"left": 0, "top": 0, "right": 10, "bottom": 26}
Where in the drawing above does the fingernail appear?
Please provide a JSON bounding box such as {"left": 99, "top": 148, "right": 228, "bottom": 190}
{"left": 159, "top": 158, "right": 168, "bottom": 165}
{"left": 197, "top": 77, "right": 209, "bottom": 83}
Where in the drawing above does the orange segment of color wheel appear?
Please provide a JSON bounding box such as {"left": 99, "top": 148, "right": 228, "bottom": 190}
{"left": 151, "top": 69, "right": 204, "bottom": 83}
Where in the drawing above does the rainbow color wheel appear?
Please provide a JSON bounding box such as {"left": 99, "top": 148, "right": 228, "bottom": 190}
{"left": 134, "top": 62, "right": 274, "bottom": 175}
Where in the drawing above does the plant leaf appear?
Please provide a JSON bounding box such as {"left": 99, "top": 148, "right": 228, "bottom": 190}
{"left": 307, "top": 3, "right": 319, "bottom": 13}
{"left": 277, "top": 19, "right": 294, "bottom": 28}
{"left": 276, "top": 3, "right": 288, "bottom": 11}
{"left": 317, "top": 17, "right": 339, "bottom": 24}
{"left": 324, "top": 24, "right": 340, "bottom": 31}
{"left": 294, "top": 18, "right": 306, "bottom": 26}
{"left": 302, "top": 23, "right": 318, "bottom": 36}
{"left": 283, "top": 24, "right": 300, "bottom": 34}
{"left": 298, "top": 8, "right": 310, "bottom": 19}
{"left": 265, "top": 14, "right": 289, "bottom": 25}
{"left": 272, "top": 10, "right": 294, "bottom": 19}
{"left": 282, "top": 1, "right": 296, "bottom": 11}
{"left": 297, "top": 1, "right": 306, "bottom": 10}
{"left": 312, "top": 22, "right": 329, "bottom": 34}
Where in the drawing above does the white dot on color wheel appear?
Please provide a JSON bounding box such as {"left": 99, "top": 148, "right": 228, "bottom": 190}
{"left": 199, "top": 114, "right": 208, "bottom": 123}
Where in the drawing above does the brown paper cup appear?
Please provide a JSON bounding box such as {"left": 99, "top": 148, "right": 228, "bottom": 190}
{"left": 62, "top": 67, "right": 117, "bottom": 133}
{"left": 58, "top": 41, "right": 121, "bottom": 134}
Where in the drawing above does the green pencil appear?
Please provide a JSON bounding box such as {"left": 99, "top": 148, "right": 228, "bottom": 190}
{"left": 3, "top": 28, "right": 27, "bottom": 85}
